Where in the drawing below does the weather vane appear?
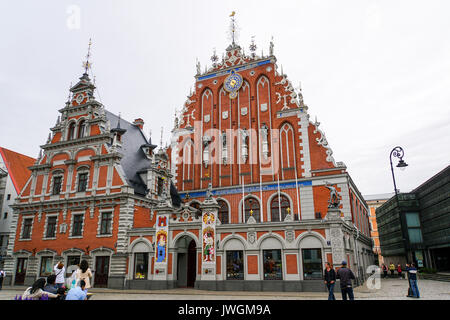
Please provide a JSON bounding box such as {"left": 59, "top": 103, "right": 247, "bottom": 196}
{"left": 82, "top": 38, "right": 92, "bottom": 74}
{"left": 229, "top": 11, "right": 238, "bottom": 46}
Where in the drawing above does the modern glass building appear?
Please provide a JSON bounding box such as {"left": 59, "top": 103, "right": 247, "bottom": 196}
{"left": 376, "top": 165, "right": 450, "bottom": 271}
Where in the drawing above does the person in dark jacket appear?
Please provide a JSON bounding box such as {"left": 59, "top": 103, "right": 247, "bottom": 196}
{"left": 44, "top": 275, "right": 58, "bottom": 295}
{"left": 406, "top": 263, "right": 420, "bottom": 298}
{"left": 323, "top": 262, "right": 336, "bottom": 300}
{"left": 336, "top": 260, "right": 355, "bottom": 300}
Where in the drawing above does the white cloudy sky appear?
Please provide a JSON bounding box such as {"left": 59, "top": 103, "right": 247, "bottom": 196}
{"left": 0, "top": 0, "right": 449, "bottom": 196}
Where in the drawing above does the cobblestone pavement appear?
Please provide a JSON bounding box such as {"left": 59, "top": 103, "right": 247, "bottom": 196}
{"left": 0, "top": 278, "right": 449, "bottom": 300}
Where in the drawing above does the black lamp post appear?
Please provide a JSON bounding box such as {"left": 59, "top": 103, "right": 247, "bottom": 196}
{"left": 389, "top": 146, "right": 409, "bottom": 263}
{"left": 390, "top": 146, "right": 408, "bottom": 196}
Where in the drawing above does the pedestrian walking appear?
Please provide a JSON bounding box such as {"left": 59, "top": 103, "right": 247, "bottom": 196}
{"left": 53, "top": 261, "right": 66, "bottom": 289}
{"left": 381, "top": 264, "right": 388, "bottom": 278}
{"left": 389, "top": 263, "right": 395, "bottom": 276}
{"left": 406, "top": 263, "right": 420, "bottom": 298}
{"left": 76, "top": 259, "right": 93, "bottom": 289}
{"left": 397, "top": 263, "right": 403, "bottom": 279}
{"left": 336, "top": 260, "right": 355, "bottom": 300}
{"left": 323, "top": 262, "right": 336, "bottom": 300}
{"left": 0, "top": 269, "right": 5, "bottom": 290}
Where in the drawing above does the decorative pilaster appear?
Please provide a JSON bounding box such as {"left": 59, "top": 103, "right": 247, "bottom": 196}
{"left": 153, "top": 205, "right": 171, "bottom": 281}
{"left": 199, "top": 195, "right": 220, "bottom": 281}
{"left": 326, "top": 207, "right": 346, "bottom": 269}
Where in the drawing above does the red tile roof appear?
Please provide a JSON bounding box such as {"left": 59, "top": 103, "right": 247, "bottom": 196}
{"left": 0, "top": 147, "right": 35, "bottom": 194}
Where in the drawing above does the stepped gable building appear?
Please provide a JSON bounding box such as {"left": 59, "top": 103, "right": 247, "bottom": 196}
{"left": 0, "top": 147, "right": 35, "bottom": 267}
{"left": 3, "top": 21, "right": 374, "bottom": 291}
{"left": 168, "top": 23, "right": 374, "bottom": 290}
{"left": 2, "top": 62, "right": 179, "bottom": 289}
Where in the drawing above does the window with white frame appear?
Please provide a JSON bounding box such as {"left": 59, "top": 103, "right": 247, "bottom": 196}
{"left": 71, "top": 213, "right": 84, "bottom": 237}
{"left": 21, "top": 217, "right": 33, "bottom": 240}
{"left": 99, "top": 211, "right": 113, "bottom": 235}
{"left": 45, "top": 215, "right": 58, "bottom": 239}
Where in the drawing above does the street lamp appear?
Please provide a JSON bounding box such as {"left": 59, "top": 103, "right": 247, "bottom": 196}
{"left": 389, "top": 146, "right": 409, "bottom": 264}
{"left": 389, "top": 146, "right": 408, "bottom": 196}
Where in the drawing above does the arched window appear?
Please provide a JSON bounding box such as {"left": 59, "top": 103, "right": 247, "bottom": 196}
{"left": 77, "top": 120, "right": 86, "bottom": 139}
{"left": 68, "top": 122, "right": 76, "bottom": 140}
{"left": 244, "top": 197, "right": 260, "bottom": 223}
{"left": 270, "top": 195, "right": 291, "bottom": 222}
{"left": 218, "top": 200, "right": 229, "bottom": 224}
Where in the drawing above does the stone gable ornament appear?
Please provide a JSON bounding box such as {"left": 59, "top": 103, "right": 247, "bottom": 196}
{"left": 248, "top": 231, "right": 256, "bottom": 244}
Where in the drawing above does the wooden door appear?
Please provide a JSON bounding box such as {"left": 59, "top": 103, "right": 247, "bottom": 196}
{"left": 187, "top": 240, "right": 196, "bottom": 287}
{"left": 94, "top": 256, "right": 110, "bottom": 288}
{"left": 15, "top": 258, "right": 27, "bottom": 285}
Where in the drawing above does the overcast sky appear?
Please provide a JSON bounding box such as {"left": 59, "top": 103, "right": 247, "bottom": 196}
{"left": 0, "top": 0, "right": 449, "bottom": 196}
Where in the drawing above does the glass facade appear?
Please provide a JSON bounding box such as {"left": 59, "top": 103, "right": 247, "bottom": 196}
{"left": 226, "top": 250, "right": 244, "bottom": 280}
{"left": 263, "top": 249, "right": 282, "bottom": 280}
{"left": 406, "top": 212, "right": 423, "bottom": 244}
{"left": 302, "top": 248, "right": 323, "bottom": 280}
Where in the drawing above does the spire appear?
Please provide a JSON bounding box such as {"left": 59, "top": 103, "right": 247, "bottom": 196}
{"left": 82, "top": 38, "right": 92, "bottom": 76}
{"left": 110, "top": 112, "right": 127, "bottom": 136}
{"left": 227, "top": 11, "right": 240, "bottom": 50}
{"left": 230, "top": 11, "right": 236, "bottom": 46}
{"left": 249, "top": 36, "right": 257, "bottom": 59}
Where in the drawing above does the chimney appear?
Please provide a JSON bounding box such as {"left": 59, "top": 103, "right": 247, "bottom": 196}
{"left": 133, "top": 118, "right": 144, "bottom": 130}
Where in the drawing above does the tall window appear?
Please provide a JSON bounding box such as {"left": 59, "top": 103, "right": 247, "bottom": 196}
{"left": 77, "top": 173, "right": 88, "bottom": 192}
{"left": 226, "top": 251, "right": 244, "bottom": 280}
{"left": 52, "top": 176, "right": 62, "bottom": 195}
{"left": 302, "top": 248, "right": 323, "bottom": 280}
{"left": 72, "top": 214, "right": 84, "bottom": 236}
{"left": 218, "top": 200, "right": 229, "bottom": 224}
{"left": 134, "top": 253, "right": 149, "bottom": 279}
{"left": 22, "top": 218, "right": 33, "bottom": 239}
{"left": 406, "top": 212, "right": 423, "bottom": 244}
{"left": 263, "top": 249, "right": 282, "bottom": 280}
{"left": 157, "top": 177, "right": 164, "bottom": 196}
{"left": 77, "top": 120, "right": 86, "bottom": 138}
{"left": 270, "top": 195, "right": 290, "bottom": 222}
{"left": 244, "top": 197, "right": 260, "bottom": 223}
{"left": 46, "top": 216, "right": 57, "bottom": 238}
{"left": 68, "top": 122, "right": 76, "bottom": 140}
{"left": 40, "top": 256, "right": 53, "bottom": 276}
{"left": 100, "top": 212, "right": 113, "bottom": 235}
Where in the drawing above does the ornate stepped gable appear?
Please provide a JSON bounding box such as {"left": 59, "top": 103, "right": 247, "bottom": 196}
{"left": 173, "top": 37, "right": 345, "bottom": 196}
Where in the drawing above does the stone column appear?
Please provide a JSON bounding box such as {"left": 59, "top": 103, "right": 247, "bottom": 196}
{"left": 327, "top": 207, "right": 346, "bottom": 270}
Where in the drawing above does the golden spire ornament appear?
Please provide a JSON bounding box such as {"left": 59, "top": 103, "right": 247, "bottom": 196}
{"left": 82, "top": 38, "right": 92, "bottom": 74}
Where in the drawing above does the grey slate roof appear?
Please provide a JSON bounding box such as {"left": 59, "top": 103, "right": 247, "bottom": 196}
{"left": 105, "top": 110, "right": 151, "bottom": 196}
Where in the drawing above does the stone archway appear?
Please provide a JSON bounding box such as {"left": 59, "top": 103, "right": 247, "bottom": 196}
{"left": 175, "top": 235, "right": 197, "bottom": 288}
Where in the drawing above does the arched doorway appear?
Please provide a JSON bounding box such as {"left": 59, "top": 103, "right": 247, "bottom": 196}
{"left": 176, "top": 236, "right": 197, "bottom": 288}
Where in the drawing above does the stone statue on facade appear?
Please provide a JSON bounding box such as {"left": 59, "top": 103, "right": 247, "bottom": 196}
{"left": 325, "top": 181, "right": 340, "bottom": 208}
